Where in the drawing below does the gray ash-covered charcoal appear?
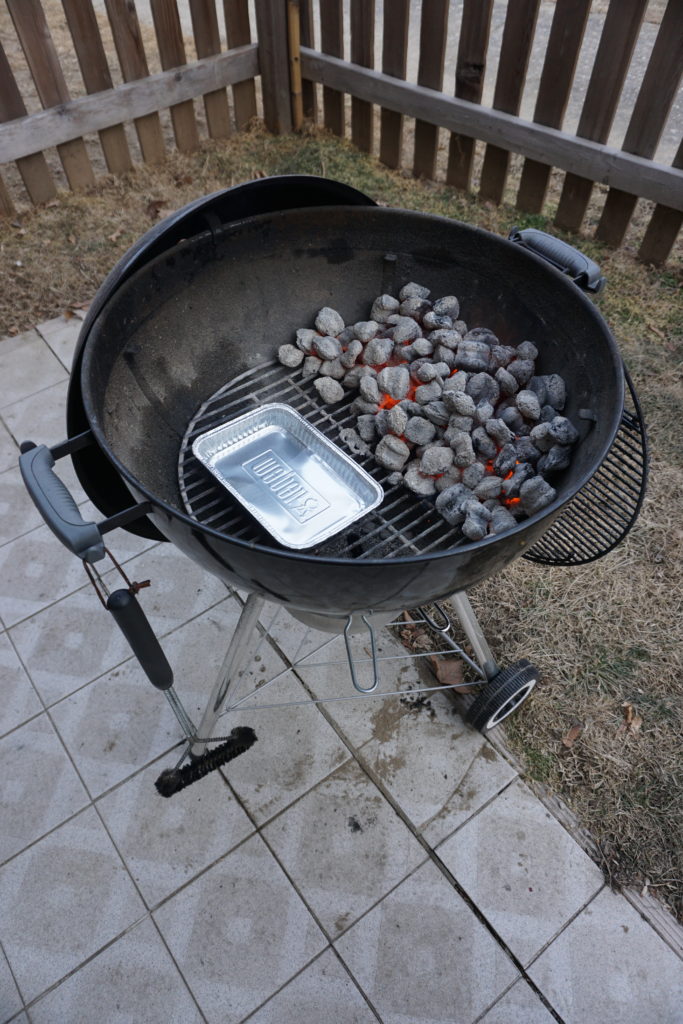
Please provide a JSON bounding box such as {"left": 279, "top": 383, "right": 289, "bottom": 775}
{"left": 356, "top": 414, "right": 377, "bottom": 443}
{"left": 444, "top": 389, "right": 476, "bottom": 417}
{"left": 516, "top": 389, "right": 542, "bottom": 421}
{"left": 528, "top": 376, "right": 547, "bottom": 405}
{"left": 370, "top": 294, "right": 400, "bottom": 323}
{"left": 399, "top": 296, "right": 431, "bottom": 319}
{"left": 507, "top": 358, "right": 535, "bottom": 386}
{"left": 549, "top": 416, "right": 579, "bottom": 445}
{"left": 530, "top": 421, "right": 554, "bottom": 452}
{"left": 416, "top": 362, "right": 440, "bottom": 382}
{"left": 392, "top": 317, "right": 422, "bottom": 344}
{"left": 490, "top": 505, "right": 518, "bottom": 535}
{"left": 374, "top": 410, "right": 390, "bottom": 436}
{"left": 319, "top": 358, "right": 345, "bottom": 380}
{"left": 502, "top": 461, "right": 535, "bottom": 498}
{"left": 359, "top": 374, "right": 381, "bottom": 403}
{"left": 315, "top": 307, "right": 344, "bottom": 336}
{"left": 340, "top": 339, "right": 363, "bottom": 368}
{"left": 400, "top": 399, "right": 422, "bottom": 416}
{"left": 404, "top": 460, "right": 437, "bottom": 496}
{"left": 520, "top": 476, "right": 556, "bottom": 515}
{"left": 295, "top": 328, "right": 318, "bottom": 352}
{"left": 436, "top": 468, "right": 462, "bottom": 492}
{"left": 516, "top": 340, "right": 538, "bottom": 361}
{"left": 435, "top": 483, "right": 473, "bottom": 525}
{"left": 378, "top": 365, "right": 411, "bottom": 399}
{"left": 362, "top": 336, "right": 394, "bottom": 366}
{"left": 386, "top": 471, "right": 404, "bottom": 487}
{"left": 339, "top": 428, "right": 372, "bottom": 458}
{"left": 313, "top": 335, "right": 342, "bottom": 360}
{"left": 466, "top": 372, "right": 500, "bottom": 404}
{"left": 375, "top": 434, "right": 410, "bottom": 471}
{"left": 343, "top": 364, "right": 376, "bottom": 390}
{"left": 474, "top": 475, "right": 503, "bottom": 500}
{"left": 405, "top": 416, "right": 437, "bottom": 445}
{"left": 500, "top": 406, "right": 525, "bottom": 432}
{"left": 474, "top": 400, "right": 495, "bottom": 426}
{"left": 495, "top": 366, "right": 519, "bottom": 396}
{"left": 514, "top": 437, "right": 541, "bottom": 465}
{"left": 538, "top": 444, "right": 572, "bottom": 475}
{"left": 472, "top": 426, "right": 498, "bottom": 460}
{"left": 434, "top": 346, "right": 457, "bottom": 369}
{"left": 410, "top": 338, "right": 435, "bottom": 358}
{"left": 462, "top": 462, "right": 486, "bottom": 489}
{"left": 464, "top": 327, "right": 498, "bottom": 347}
{"left": 543, "top": 373, "right": 566, "bottom": 410}
{"left": 540, "top": 404, "right": 557, "bottom": 422}
{"left": 450, "top": 430, "right": 476, "bottom": 467}
{"left": 485, "top": 418, "right": 513, "bottom": 446}
{"left": 456, "top": 339, "right": 490, "bottom": 372}
{"left": 399, "top": 282, "right": 430, "bottom": 300}
{"left": 444, "top": 415, "right": 474, "bottom": 437}
{"left": 278, "top": 343, "right": 304, "bottom": 368}
{"left": 422, "top": 311, "right": 453, "bottom": 331}
{"left": 462, "top": 499, "right": 493, "bottom": 541}
{"left": 302, "top": 355, "right": 322, "bottom": 377}
{"left": 313, "top": 377, "right": 344, "bottom": 404}
{"left": 350, "top": 397, "right": 379, "bottom": 416}
{"left": 494, "top": 442, "right": 518, "bottom": 477}
{"left": 338, "top": 325, "right": 357, "bottom": 345}
{"left": 429, "top": 328, "right": 462, "bottom": 351}
{"left": 442, "top": 371, "right": 468, "bottom": 394}
{"left": 423, "top": 401, "right": 450, "bottom": 426}
{"left": 432, "top": 362, "right": 452, "bottom": 378}
{"left": 354, "top": 320, "right": 379, "bottom": 342}
{"left": 489, "top": 345, "right": 517, "bottom": 370}
{"left": 433, "top": 295, "right": 460, "bottom": 319}
{"left": 387, "top": 404, "right": 409, "bottom": 436}
{"left": 421, "top": 445, "right": 455, "bottom": 476}
{"left": 415, "top": 380, "right": 443, "bottom": 405}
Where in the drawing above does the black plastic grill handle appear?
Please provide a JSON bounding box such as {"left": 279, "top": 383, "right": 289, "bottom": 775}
{"left": 509, "top": 228, "right": 605, "bottom": 293}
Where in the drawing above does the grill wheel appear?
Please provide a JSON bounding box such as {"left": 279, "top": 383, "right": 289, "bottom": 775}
{"left": 466, "top": 660, "right": 538, "bottom": 732}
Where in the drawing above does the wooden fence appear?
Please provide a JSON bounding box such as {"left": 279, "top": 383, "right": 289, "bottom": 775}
{"left": 0, "top": 0, "right": 681, "bottom": 264}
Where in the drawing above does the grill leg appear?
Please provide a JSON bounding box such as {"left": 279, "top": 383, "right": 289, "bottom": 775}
{"left": 190, "top": 592, "right": 265, "bottom": 759}
{"left": 449, "top": 591, "right": 498, "bottom": 680}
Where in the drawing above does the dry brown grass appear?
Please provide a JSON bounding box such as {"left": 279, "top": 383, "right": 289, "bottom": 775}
{"left": 1, "top": 116, "right": 681, "bottom": 919}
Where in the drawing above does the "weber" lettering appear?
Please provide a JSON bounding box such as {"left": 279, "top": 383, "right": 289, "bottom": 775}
{"left": 244, "top": 450, "right": 330, "bottom": 523}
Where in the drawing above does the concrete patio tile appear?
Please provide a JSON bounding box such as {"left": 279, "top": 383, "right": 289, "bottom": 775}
{"left": 0, "top": 420, "right": 17, "bottom": 474}
{"left": 0, "top": 806, "right": 145, "bottom": 1005}
{"left": 478, "top": 979, "right": 557, "bottom": 1023}
{"left": 98, "top": 758, "right": 254, "bottom": 909}
{"left": 0, "top": 945, "right": 23, "bottom": 1024}
{"left": 0, "top": 631, "right": 42, "bottom": 738}
{"left": 246, "top": 948, "right": 377, "bottom": 1024}
{"left": 356, "top": 689, "right": 517, "bottom": 846}
{"left": 28, "top": 916, "right": 203, "bottom": 1024}
{"left": 437, "top": 779, "right": 604, "bottom": 966}
{"left": 0, "top": 330, "right": 67, "bottom": 409}
{"left": 335, "top": 859, "right": 519, "bottom": 1024}
{"left": 35, "top": 314, "right": 83, "bottom": 371}
{"left": 528, "top": 886, "right": 683, "bottom": 1024}
{"left": 263, "top": 758, "right": 427, "bottom": 939}
{"left": 0, "top": 713, "right": 89, "bottom": 865}
{"left": 0, "top": 524, "right": 88, "bottom": 628}
{"left": 0, "top": 467, "right": 45, "bottom": 546}
{"left": 153, "top": 832, "right": 327, "bottom": 1024}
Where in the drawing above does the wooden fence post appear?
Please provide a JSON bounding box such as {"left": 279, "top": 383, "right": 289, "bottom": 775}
{"left": 189, "top": 0, "right": 232, "bottom": 139}
{"left": 379, "top": 0, "right": 410, "bottom": 169}
{"left": 0, "top": 40, "right": 56, "bottom": 206}
{"left": 254, "top": 0, "right": 293, "bottom": 134}
{"left": 638, "top": 139, "right": 683, "bottom": 264}
{"left": 224, "top": 0, "right": 258, "bottom": 128}
{"left": 446, "top": 0, "right": 494, "bottom": 191}
{"left": 413, "top": 0, "right": 449, "bottom": 180}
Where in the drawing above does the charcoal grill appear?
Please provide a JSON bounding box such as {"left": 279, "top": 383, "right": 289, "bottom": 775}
{"left": 20, "top": 176, "right": 647, "bottom": 795}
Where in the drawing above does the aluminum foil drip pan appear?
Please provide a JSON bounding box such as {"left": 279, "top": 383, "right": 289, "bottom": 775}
{"left": 191, "top": 403, "right": 384, "bottom": 549}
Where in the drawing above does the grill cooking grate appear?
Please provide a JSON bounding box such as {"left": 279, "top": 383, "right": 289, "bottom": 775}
{"left": 178, "top": 361, "right": 469, "bottom": 559}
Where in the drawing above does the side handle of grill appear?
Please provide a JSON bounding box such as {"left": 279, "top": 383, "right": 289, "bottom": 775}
{"left": 508, "top": 228, "right": 605, "bottom": 294}
{"left": 19, "top": 442, "right": 105, "bottom": 563}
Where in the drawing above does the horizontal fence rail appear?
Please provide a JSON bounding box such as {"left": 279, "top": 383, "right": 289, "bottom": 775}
{"left": 0, "top": 0, "right": 681, "bottom": 263}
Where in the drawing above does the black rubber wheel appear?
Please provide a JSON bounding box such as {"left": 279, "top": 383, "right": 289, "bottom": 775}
{"left": 466, "top": 660, "right": 538, "bottom": 733}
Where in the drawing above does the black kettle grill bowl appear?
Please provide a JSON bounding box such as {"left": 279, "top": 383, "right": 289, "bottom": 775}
{"left": 80, "top": 205, "right": 624, "bottom": 614}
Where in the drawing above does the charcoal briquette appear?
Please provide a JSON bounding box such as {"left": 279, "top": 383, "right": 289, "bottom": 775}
{"left": 500, "top": 406, "right": 525, "bottom": 432}
{"left": 472, "top": 426, "right": 498, "bottom": 460}
{"left": 519, "top": 476, "right": 556, "bottom": 515}
{"left": 435, "top": 468, "right": 462, "bottom": 492}
{"left": 423, "top": 401, "right": 450, "bottom": 426}
{"left": 404, "top": 416, "right": 437, "bottom": 445}
{"left": 444, "top": 415, "right": 474, "bottom": 437}
{"left": 485, "top": 418, "right": 514, "bottom": 446}
{"left": 416, "top": 362, "right": 440, "bottom": 382}
{"left": 318, "top": 358, "right": 345, "bottom": 380}
{"left": 462, "top": 500, "right": 493, "bottom": 540}
{"left": 490, "top": 505, "right": 517, "bottom": 535}
{"left": 399, "top": 297, "right": 431, "bottom": 319}
{"left": 338, "top": 326, "right": 357, "bottom": 345}
{"left": 349, "top": 397, "right": 379, "bottom": 416}
{"left": 464, "top": 327, "right": 498, "bottom": 347}
{"left": 343, "top": 365, "right": 377, "bottom": 389}
{"left": 415, "top": 380, "right": 443, "bottom": 404}
{"left": 422, "top": 311, "right": 453, "bottom": 331}
{"left": 392, "top": 317, "right": 422, "bottom": 344}
{"left": 339, "top": 428, "right": 372, "bottom": 458}
{"left": 340, "top": 339, "right": 363, "bottom": 368}
{"left": 456, "top": 340, "right": 490, "bottom": 372}
{"left": 489, "top": 345, "right": 517, "bottom": 370}
{"left": 516, "top": 340, "right": 538, "bottom": 361}
{"left": 462, "top": 462, "right": 486, "bottom": 489}
{"left": 315, "top": 307, "right": 345, "bottom": 336}
{"left": 404, "top": 460, "right": 437, "bottom": 496}
{"left": 543, "top": 373, "right": 566, "bottom": 410}
{"left": 530, "top": 421, "right": 554, "bottom": 452}
{"left": 537, "top": 444, "right": 572, "bottom": 475}
{"left": 313, "top": 377, "right": 344, "bottom": 404}
{"left": 356, "top": 414, "right": 377, "bottom": 442}
{"left": 466, "top": 372, "right": 500, "bottom": 405}
{"left": 474, "top": 400, "right": 495, "bottom": 426}
{"left": 502, "top": 461, "right": 534, "bottom": 498}
{"left": 370, "top": 294, "right": 400, "bottom": 323}
{"left": 549, "top": 416, "right": 579, "bottom": 445}
{"left": 540, "top": 404, "right": 557, "bottom": 422}
{"left": 507, "top": 358, "right": 535, "bottom": 386}
{"left": 378, "top": 365, "right": 411, "bottom": 399}
{"left": 420, "top": 445, "right": 455, "bottom": 476}
{"left": 278, "top": 343, "right": 304, "bottom": 368}
{"left": 429, "top": 329, "right": 462, "bottom": 351}
{"left": 409, "top": 338, "right": 435, "bottom": 358}
{"left": 399, "top": 282, "right": 430, "bottom": 301}
{"left": 434, "top": 346, "right": 457, "bottom": 369}
{"left": 495, "top": 366, "right": 519, "bottom": 396}
{"left": 493, "top": 442, "right": 518, "bottom": 477}
{"left": 433, "top": 295, "right": 460, "bottom": 319}
{"left": 386, "top": 471, "right": 404, "bottom": 487}
{"left": 313, "top": 335, "right": 341, "bottom": 361}
{"left": 354, "top": 320, "right": 380, "bottom": 342}
{"left": 516, "top": 389, "right": 542, "bottom": 421}
{"left": 528, "top": 376, "right": 547, "bottom": 405}
{"left": 375, "top": 434, "right": 411, "bottom": 471}
{"left": 363, "top": 336, "right": 394, "bottom": 366}
{"left": 474, "top": 475, "right": 503, "bottom": 500}
{"left": 444, "top": 389, "right": 476, "bottom": 417}
{"left": 387, "top": 404, "right": 409, "bottom": 436}
{"left": 359, "top": 374, "right": 381, "bottom": 403}
{"left": 513, "top": 437, "right": 541, "bottom": 465}
{"left": 435, "top": 483, "right": 473, "bottom": 525}
{"left": 432, "top": 362, "right": 452, "bottom": 378}
{"left": 442, "top": 372, "right": 468, "bottom": 393}
{"left": 295, "top": 328, "right": 318, "bottom": 352}
{"left": 302, "top": 355, "right": 322, "bottom": 377}
{"left": 449, "top": 430, "right": 476, "bottom": 467}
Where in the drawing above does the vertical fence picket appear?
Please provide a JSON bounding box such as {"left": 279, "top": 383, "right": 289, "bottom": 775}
{"left": 320, "top": 0, "right": 344, "bottom": 136}
{"left": 0, "top": 40, "right": 56, "bottom": 205}
{"left": 6, "top": 0, "right": 95, "bottom": 190}
{"left": 446, "top": 0, "right": 494, "bottom": 191}
{"left": 253, "top": 0, "right": 293, "bottom": 133}
{"left": 379, "top": 0, "right": 410, "bottom": 169}
{"left": 150, "top": 0, "right": 200, "bottom": 152}
{"left": 105, "top": 0, "right": 166, "bottom": 164}
{"left": 638, "top": 140, "right": 683, "bottom": 264}
{"left": 298, "top": 0, "right": 316, "bottom": 119}
{"left": 596, "top": 0, "right": 683, "bottom": 248}
{"left": 350, "top": 0, "right": 374, "bottom": 152}
{"left": 61, "top": 0, "right": 133, "bottom": 175}
{"left": 412, "top": 0, "right": 449, "bottom": 180}
{"left": 554, "top": 0, "right": 647, "bottom": 233}
{"left": 516, "top": 0, "right": 592, "bottom": 213}
{"left": 224, "top": 0, "right": 258, "bottom": 129}
{"left": 0, "top": 174, "right": 14, "bottom": 217}
{"left": 479, "top": 0, "right": 541, "bottom": 204}
{"left": 188, "top": 0, "right": 231, "bottom": 138}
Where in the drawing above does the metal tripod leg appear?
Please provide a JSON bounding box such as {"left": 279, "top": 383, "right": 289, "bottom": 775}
{"left": 449, "top": 591, "right": 499, "bottom": 680}
{"left": 190, "top": 592, "right": 265, "bottom": 759}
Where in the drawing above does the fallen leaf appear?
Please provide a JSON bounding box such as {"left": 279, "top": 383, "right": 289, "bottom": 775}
{"left": 618, "top": 701, "right": 643, "bottom": 736}
{"left": 561, "top": 721, "right": 584, "bottom": 749}
{"left": 428, "top": 655, "right": 479, "bottom": 692}
{"left": 108, "top": 227, "right": 123, "bottom": 242}
{"left": 68, "top": 234, "right": 76, "bottom": 245}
